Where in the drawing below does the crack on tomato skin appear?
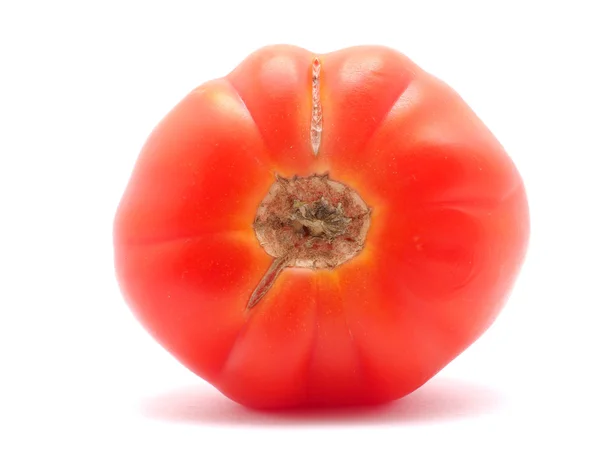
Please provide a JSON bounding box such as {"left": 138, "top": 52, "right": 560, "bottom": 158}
{"left": 310, "top": 57, "right": 323, "bottom": 156}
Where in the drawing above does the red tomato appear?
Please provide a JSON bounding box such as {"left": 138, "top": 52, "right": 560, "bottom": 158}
{"left": 113, "top": 45, "right": 529, "bottom": 408}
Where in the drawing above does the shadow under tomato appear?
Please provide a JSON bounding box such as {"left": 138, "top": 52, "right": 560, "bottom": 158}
{"left": 140, "top": 377, "right": 504, "bottom": 426}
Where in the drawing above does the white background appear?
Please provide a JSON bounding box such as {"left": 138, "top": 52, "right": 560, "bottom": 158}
{"left": 1, "top": 1, "right": 599, "bottom": 448}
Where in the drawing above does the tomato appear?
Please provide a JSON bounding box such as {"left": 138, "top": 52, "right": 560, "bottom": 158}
{"left": 113, "top": 45, "right": 529, "bottom": 409}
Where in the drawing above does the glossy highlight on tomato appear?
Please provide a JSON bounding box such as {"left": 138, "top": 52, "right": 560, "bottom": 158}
{"left": 113, "top": 45, "right": 529, "bottom": 409}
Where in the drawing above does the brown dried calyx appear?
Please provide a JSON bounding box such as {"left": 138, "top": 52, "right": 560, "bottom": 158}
{"left": 248, "top": 173, "right": 371, "bottom": 309}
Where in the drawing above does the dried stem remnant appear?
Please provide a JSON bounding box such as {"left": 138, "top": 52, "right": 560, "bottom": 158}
{"left": 247, "top": 256, "right": 291, "bottom": 309}
{"left": 247, "top": 174, "right": 371, "bottom": 309}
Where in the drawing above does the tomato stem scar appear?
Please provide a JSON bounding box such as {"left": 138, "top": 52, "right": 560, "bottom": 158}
{"left": 247, "top": 174, "right": 371, "bottom": 309}
{"left": 311, "top": 57, "right": 322, "bottom": 156}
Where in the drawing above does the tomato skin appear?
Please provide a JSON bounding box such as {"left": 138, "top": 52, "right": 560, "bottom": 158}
{"left": 114, "top": 45, "right": 529, "bottom": 408}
